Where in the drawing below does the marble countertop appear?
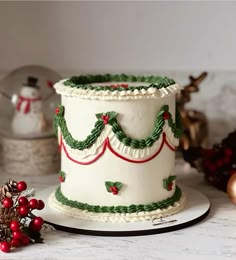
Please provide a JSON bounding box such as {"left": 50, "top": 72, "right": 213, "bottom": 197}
{"left": 0, "top": 160, "right": 235, "bottom": 260}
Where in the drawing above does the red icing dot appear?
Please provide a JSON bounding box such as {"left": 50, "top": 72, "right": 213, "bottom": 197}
{"left": 101, "top": 115, "right": 109, "bottom": 124}
{"left": 167, "top": 182, "right": 173, "bottom": 191}
{"left": 59, "top": 176, "right": 65, "bottom": 183}
{"left": 110, "top": 84, "right": 129, "bottom": 89}
{"left": 55, "top": 107, "right": 60, "bottom": 115}
{"left": 163, "top": 111, "right": 170, "bottom": 120}
{"left": 109, "top": 186, "right": 118, "bottom": 195}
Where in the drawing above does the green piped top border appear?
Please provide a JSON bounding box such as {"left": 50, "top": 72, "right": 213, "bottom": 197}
{"left": 63, "top": 74, "right": 176, "bottom": 91}
{"left": 55, "top": 185, "right": 182, "bottom": 214}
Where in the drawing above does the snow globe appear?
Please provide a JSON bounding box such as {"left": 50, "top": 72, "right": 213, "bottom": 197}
{"left": 0, "top": 65, "right": 61, "bottom": 175}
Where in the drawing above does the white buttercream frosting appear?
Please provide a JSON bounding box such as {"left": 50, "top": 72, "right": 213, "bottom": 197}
{"left": 51, "top": 76, "right": 184, "bottom": 222}
{"left": 54, "top": 80, "right": 181, "bottom": 100}
{"left": 49, "top": 192, "right": 185, "bottom": 223}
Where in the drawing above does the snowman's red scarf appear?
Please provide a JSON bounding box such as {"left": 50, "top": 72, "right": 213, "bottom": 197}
{"left": 16, "top": 95, "right": 42, "bottom": 114}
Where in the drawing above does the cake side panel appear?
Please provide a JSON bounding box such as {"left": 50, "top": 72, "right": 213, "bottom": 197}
{"left": 59, "top": 94, "right": 177, "bottom": 206}
{"left": 60, "top": 144, "right": 175, "bottom": 206}
{"left": 62, "top": 95, "right": 175, "bottom": 140}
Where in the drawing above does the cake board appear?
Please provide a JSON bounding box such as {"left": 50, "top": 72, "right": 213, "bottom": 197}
{"left": 37, "top": 186, "right": 210, "bottom": 236}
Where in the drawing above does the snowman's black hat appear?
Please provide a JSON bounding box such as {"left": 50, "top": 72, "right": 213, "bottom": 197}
{"left": 24, "top": 76, "right": 40, "bottom": 89}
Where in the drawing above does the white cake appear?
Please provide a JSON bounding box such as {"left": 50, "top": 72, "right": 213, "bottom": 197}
{"left": 50, "top": 74, "right": 185, "bottom": 222}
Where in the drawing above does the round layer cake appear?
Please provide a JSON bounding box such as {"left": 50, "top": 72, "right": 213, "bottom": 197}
{"left": 50, "top": 74, "right": 185, "bottom": 222}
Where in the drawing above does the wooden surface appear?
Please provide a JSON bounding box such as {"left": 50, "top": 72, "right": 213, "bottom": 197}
{"left": 0, "top": 159, "right": 235, "bottom": 260}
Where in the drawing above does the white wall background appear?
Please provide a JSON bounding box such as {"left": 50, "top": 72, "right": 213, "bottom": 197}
{"left": 0, "top": 1, "right": 236, "bottom": 74}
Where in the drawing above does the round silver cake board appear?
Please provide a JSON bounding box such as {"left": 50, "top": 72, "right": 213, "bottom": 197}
{"left": 37, "top": 186, "right": 210, "bottom": 236}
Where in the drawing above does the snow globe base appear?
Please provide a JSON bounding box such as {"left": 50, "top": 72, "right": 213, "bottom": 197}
{"left": 0, "top": 65, "right": 61, "bottom": 175}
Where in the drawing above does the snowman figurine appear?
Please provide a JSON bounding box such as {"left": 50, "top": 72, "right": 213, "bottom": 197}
{"left": 11, "top": 76, "right": 50, "bottom": 136}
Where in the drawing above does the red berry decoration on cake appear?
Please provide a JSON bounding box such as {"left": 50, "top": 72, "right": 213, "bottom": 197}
{"left": 163, "top": 111, "right": 170, "bottom": 120}
{"left": 105, "top": 181, "right": 123, "bottom": 195}
{"left": 163, "top": 176, "right": 176, "bottom": 191}
{"left": 110, "top": 84, "right": 129, "bottom": 89}
{"left": 109, "top": 186, "right": 118, "bottom": 195}
{"left": 101, "top": 115, "right": 109, "bottom": 124}
{"left": 96, "top": 111, "right": 117, "bottom": 126}
{"left": 0, "top": 179, "right": 45, "bottom": 253}
{"left": 55, "top": 107, "right": 60, "bottom": 115}
{"left": 59, "top": 171, "right": 66, "bottom": 183}
{"left": 59, "top": 176, "right": 65, "bottom": 182}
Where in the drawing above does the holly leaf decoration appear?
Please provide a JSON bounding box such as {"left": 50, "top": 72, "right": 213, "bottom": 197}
{"left": 59, "top": 171, "right": 66, "bottom": 182}
{"left": 96, "top": 111, "right": 117, "bottom": 122}
{"left": 114, "top": 182, "right": 123, "bottom": 191}
{"left": 55, "top": 104, "right": 64, "bottom": 117}
{"left": 163, "top": 175, "right": 176, "bottom": 191}
{"left": 161, "top": 105, "right": 169, "bottom": 113}
{"left": 105, "top": 181, "right": 113, "bottom": 192}
{"left": 105, "top": 181, "right": 123, "bottom": 193}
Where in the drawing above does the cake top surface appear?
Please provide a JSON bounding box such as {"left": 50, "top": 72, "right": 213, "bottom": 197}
{"left": 54, "top": 74, "right": 181, "bottom": 100}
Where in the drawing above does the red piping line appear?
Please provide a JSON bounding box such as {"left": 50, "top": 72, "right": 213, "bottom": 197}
{"left": 163, "top": 133, "right": 176, "bottom": 152}
{"left": 61, "top": 138, "right": 108, "bottom": 165}
{"left": 60, "top": 133, "right": 175, "bottom": 165}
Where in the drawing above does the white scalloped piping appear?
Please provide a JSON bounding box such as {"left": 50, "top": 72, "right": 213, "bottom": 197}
{"left": 54, "top": 80, "right": 182, "bottom": 100}
{"left": 58, "top": 122, "right": 179, "bottom": 160}
{"left": 48, "top": 191, "right": 185, "bottom": 223}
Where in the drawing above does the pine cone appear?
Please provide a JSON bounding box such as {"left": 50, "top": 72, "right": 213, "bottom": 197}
{"left": 0, "top": 208, "right": 19, "bottom": 225}
{"left": 0, "top": 224, "right": 8, "bottom": 241}
{"left": 0, "top": 179, "right": 18, "bottom": 201}
{"left": 0, "top": 208, "right": 19, "bottom": 241}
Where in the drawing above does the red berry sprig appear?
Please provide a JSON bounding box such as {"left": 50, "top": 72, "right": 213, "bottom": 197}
{"left": 0, "top": 179, "right": 45, "bottom": 253}
{"left": 183, "top": 130, "right": 236, "bottom": 192}
{"left": 17, "top": 181, "right": 27, "bottom": 192}
{"left": 0, "top": 241, "right": 11, "bottom": 253}
{"left": 2, "top": 197, "right": 13, "bottom": 208}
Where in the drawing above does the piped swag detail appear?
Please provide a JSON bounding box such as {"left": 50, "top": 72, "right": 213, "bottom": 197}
{"left": 54, "top": 105, "right": 183, "bottom": 164}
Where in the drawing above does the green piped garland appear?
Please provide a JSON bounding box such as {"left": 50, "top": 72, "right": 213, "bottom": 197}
{"left": 63, "top": 74, "right": 176, "bottom": 91}
{"left": 54, "top": 105, "right": 183, "bottom": 151}
{"left": 54, "top": 105, "right": 105, "bottom": 150}
{"left": 55, "top": 186, "right": 182, "bottom": 214}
